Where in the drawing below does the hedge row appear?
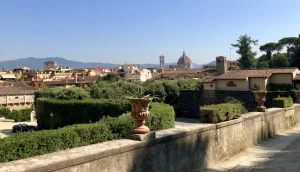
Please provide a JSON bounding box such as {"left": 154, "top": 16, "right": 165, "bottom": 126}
{"left": 273, "top": 96, "right": 293, "bottom": 108}
{"left": 0, "top": 107, "right": 32, "bottom": 122}
{"left": 0, "top": 102, "right": 174, "bottom": 163}
{"left": 36, "top": 98, "right": 131, "bottom": 130}
{"left": 267, "top": 83, "right": 293, "bottom": 91}
{"left": 200, "top": 103, "right": 244, "bottom": 123}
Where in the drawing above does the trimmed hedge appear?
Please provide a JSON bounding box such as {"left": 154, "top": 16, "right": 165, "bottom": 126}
{"left": 0, "top": 107, "right": 31, "bottom": 122}
{"left": 200, "top": 103, "right": 244, "bottom": 123}
{"left": 36, "top": 98, "right": 131, "bottom": 129}
{"left": 273, "top": 96, "right": 293, "bottom": 108}
{"left": 0, "top": 102, "right": 175, "bottom": 163}
{"left": 267, "top": 83, "right": 293, "bottom": 91}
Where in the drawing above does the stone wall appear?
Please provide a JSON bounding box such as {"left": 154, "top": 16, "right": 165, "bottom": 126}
{"left": 176, "top": 90, "right": 296, "bottom": 119}
{"left": 1, "top": 105, "right": 300, "bottom": 172}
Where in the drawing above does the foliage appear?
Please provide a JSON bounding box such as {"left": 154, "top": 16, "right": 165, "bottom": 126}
{"left": 102, "top": 73, "right": 121, "bottom": 82}
{"left": 0, "top": 107, "right": 10, "bottom": 118}
{"left": 231, "top": 34, "right": 258, "bottom": 69}
{"left": 36, "top": 98, "right": 131, "bottom": 129}
{"left": 34, "top": 87, "right": 90, "bottom": 105}
{"left": 267, "top": 83, "right": 292, "bottom": 91}
{"left": 0, "top": 102, "right": 175, "bottom": 163}
{"left": 224, "top": 97, "right": 248, "bottom": 114}
{"left": 270, "top": 53, "right": 289, "bottom": 68}
{"left": 252, "top": 84, "right": 262, "bottom": 92}
{"left": 0, "top": 108, "right": 31, "bottom": 122}
{"left": 200, "top": 103, "right": 244, "bottom": 123}
{"left": 295, "top": 84, "right": 300, "bottom": 91}
{"left": 257, "top": 61, "right": 269, "bottom": 69}
{"left": 273, "top": 96, "right": 293, "bottom": 108}
{"left": 147, "top": 102, "right": 175, "bottom": 130}
{"left": 143, "top": 81, "right": 166, "bottom": 101}
{"left": 259, "top": 42, "right": 282, "bottom": 61}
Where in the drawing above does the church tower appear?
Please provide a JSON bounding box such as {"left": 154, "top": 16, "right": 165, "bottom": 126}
{"left": 159, "top": 55, "right": 165, "bottom": 69}
{"left": 216, "top": 56, "right": 227, "bottom": 75}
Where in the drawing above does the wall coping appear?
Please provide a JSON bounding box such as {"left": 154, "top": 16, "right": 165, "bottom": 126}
{"left": 1, "top": 105, "right": 299, "bottom": 172}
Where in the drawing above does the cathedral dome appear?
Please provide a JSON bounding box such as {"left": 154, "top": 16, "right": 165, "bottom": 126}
{"left": 177, "top": 51, "right": 192, "bottom": 65}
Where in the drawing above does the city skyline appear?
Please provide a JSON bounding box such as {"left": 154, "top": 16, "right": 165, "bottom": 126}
{"left": 0, "top": 0, "right": 299, "bottom": 64}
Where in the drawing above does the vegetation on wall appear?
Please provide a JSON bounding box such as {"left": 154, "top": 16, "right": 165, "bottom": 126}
{"left": 267, "top": 83, "right": 293, "bottom": 91}
{"left": 273, "top": 96, "right": 293, "bottom": 108}
{"left": 200, "top": 103, "right": 246, "bottom": 123}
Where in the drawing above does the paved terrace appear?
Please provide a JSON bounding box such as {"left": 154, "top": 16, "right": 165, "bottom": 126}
{"left": 176, "top": 118, "right": 300, "bottom": 172}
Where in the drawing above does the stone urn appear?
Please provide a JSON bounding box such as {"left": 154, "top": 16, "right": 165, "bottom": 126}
{"left": 294, "top": 91, "right": 300, "bottom": 102}
{"left": 126, "top": 97, "right": 152, "bottom": 134}
{"left": 252, "top": 91, "right": 267, "bottom": 112}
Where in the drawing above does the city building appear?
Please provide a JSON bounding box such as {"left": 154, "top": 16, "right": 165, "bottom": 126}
{"left": 169, "top": 51, "right": 193, "bottom": 70}
{"left": 116, "top": 64, "right": 152, "bottom": 82}
{"left": 203, "top": 56, "right": 300, "bottom": 91}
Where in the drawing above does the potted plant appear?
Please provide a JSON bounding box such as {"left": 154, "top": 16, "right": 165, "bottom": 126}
{"left": 252, "top": 84, "right": 267, "bottom": 112}
{"left": 293, "top": 84, "right": 300, "bottom": 102}
{"left": 125, "top": 87, "right": 153, "bottom": 134}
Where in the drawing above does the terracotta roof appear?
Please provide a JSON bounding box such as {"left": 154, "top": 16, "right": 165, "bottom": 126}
{"left": 177, "top": 51, "right": 192, "bottom": 65}
{"left": 0, "top": 82, "right": 36, "bottom": 95}
{"left": 83, "top": 76, "right": 100, "bottom": 82}
{"left": 216, "top": 68, "right": 298, "bottom": 80}
{"left": 160, "top": 69, "right": 203, "bottom": 75}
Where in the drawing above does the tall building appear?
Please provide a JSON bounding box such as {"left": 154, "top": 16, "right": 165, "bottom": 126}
{"left": 159, "top": 55, "right": 165, "bottom": 69}
{"left": 216, "top": 56, "right": 227, "bottom": 75}
{"left": 44, "top": 61, "right": 58, "bottom": 70}
{"left": 169, "top": 51, "right": 193, "bottom": 70}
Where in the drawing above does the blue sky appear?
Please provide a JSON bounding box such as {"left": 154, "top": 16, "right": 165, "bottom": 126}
{"left": 0, "top": 0, "right": 299, "bottom": 64}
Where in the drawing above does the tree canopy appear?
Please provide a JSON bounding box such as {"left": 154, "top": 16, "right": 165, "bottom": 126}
{"left": 259, "top": 42, "right": 282, "bottom": 61}
{"left": 231, "top": 34, "right": 258, "bottom": 69}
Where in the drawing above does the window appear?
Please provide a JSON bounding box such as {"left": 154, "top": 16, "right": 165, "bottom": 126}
{"left": 210, "top": 84, "right": 213, "bottom": 87}
{"left": 226, "top": 81, "right": 237, "bottom": 87}
{"left": 15, "top": 97, "right": 19, "bottom": 99}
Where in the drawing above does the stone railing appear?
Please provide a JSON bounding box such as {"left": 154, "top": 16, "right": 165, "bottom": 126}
{"left": 1, "top": 105, "right": 300, "bottom": 172}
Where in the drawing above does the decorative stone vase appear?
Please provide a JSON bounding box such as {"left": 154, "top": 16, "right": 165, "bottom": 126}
{"left": 126, "top": 97, "right": 152, "bottom": 134}
{"left": 252, "top": 91, "right": 267, "bottom": 112}
{"left": 294, "top": 91, "right": 300, "bottom": 102}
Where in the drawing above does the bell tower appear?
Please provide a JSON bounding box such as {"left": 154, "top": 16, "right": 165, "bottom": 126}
{"left": 159, "top": 55, "right": 165, "bottom": 69}
{"left": 216, "top": 56, "right": 227, "bottom": 75}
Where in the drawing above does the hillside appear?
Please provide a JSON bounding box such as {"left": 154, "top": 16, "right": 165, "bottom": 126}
{"left": 0, "top": 57, "right": 206, "bottom": 70}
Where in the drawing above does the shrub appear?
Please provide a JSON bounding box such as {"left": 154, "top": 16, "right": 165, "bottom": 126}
{"left": 267, "top": 83, "right": 293, "bottom": 91}
{"left": 273, "top": 96, "right": 293, "bottom": 108}
{"left": 0, "top": 108, "right": 31, "bottom": 122}
{"left": 36, "top": 98, "right": 131, "bottom": 129}
{"left": 0, "top": 107, "right": 10, "bottom": 118}
{"left": 0, "top": 102, "right": 175, "bottom": 163}
{"left": 200, "top": 103, "right": 244, "bottom": 123}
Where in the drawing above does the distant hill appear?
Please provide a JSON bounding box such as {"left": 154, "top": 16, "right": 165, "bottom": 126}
{"left": 0, "top": 57, "right": 205, "bottom": 70}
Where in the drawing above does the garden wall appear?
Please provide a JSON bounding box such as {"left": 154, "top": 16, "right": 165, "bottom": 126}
{"left": 1, "top": 105, "right": 300, "bottom": 172}
{"left": 176, "top": 90, "right": 296, "bottom": 119}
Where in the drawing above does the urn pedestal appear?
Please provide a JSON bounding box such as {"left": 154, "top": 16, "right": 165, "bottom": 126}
{"left": 253, "top": 91, "right": 267, "bottom": 112}
{"left": 126, "top": 97, "right": 152, "bottom": 134}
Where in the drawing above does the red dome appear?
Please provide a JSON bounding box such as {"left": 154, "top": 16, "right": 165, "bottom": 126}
{"left": 177, "top": 51, "right": 192, "bottom": 65}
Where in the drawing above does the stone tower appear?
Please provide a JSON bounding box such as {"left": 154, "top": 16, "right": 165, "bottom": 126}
{"left": 159, "top": 55, "right": 165, "bottom": 69}
{"left": 216, "top": 56, "right": 227, "bottom": 75}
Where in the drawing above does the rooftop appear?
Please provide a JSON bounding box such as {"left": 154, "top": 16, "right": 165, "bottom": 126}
{"left": 215, "top": 68, "right": 299, "bottom": 80}
{"left": 0, "top": 82, "right": 36, "bottom": 95}
{"left": 177, "top": 51, "right": 192, "bottom": 65}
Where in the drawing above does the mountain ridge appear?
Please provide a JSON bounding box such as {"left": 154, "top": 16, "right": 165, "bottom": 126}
{"left": 0, "top": 57, "right": 212, "bottom": 70}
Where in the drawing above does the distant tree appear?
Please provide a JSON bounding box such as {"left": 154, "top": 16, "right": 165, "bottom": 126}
{"left": 278, "top": 37, "right": 300, "bottom": 65}
{"left": 102, "top": 73, "right": 121, "bottom": 82}
{"left": 271, "top": 53, "right": 290, "bottom": 68}
{"left": 259, "top": 42, "right": 282, "bottom": 61}
{"left": 257, "top": 61, "right": 269, "bottom": 69}
{"left": 231, "top": 34, "right": 258, "bottom": 69}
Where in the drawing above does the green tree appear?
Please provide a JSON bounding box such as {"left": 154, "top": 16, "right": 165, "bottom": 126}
{"left": 259, "top": 42, "right": 282, "bottom": 61}
{"left": 278, "top": 37, "right": 300, "bottom": 66}
{"left": 231, "top": 34, "right": 258, "bottom": 69}
{"left": 271, "top": 53, "right": 290, "bottom": 68}
{"left": 102, "top": 73, "right": 121, "bottom": 82}
{"left": 257, "top": 61, "right": 269, "bottom": 69}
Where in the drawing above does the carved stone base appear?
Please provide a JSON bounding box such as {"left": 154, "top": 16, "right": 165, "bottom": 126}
{"left": 256, "top": 106, "right": 267, "bottom": 112}
{"left": 126, "top": 131, "right": 156, "bottom": 141}
{"left": 131, "top": 126, "right": 150, "bottom": 134}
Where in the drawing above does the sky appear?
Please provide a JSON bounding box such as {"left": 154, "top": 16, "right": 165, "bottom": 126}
{"left": 0, "top": 0, "right": 299, "bottom": 65}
